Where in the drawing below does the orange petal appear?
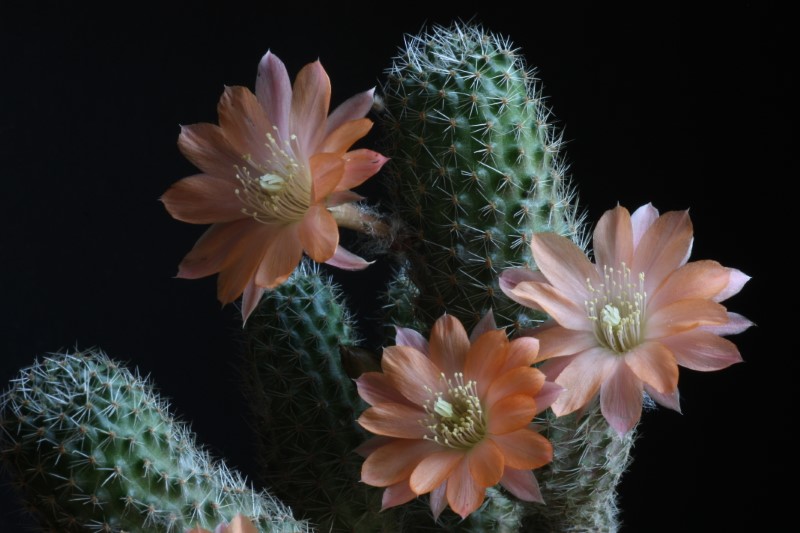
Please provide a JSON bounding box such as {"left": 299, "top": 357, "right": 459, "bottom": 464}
{"left": 298, "top": 205, "right": 338, "bottom": 262}
{"left": 161, "top": 174, "right": 242, "bottom": 224}
{"left": 320, "top": 118, "right": 373, "bottom": 154}
{"left": 325, "top": 87, "right": 375, "bottom": 137}
{"left": 358, "top": 403, "right": 428, "bottom": 439}
{"left": 485, "top": 367, "right": 545, "bottom": 407}
{"left": 551, "top": 347, "right": 616, "bottom": 416}
{"left": 338, "top": 148, "right": 389, "bottom": 191}
{"left": 381, "top": 346, "right": 443, "bottom": 405}
{"left": 630, "top": 203, "right": 659, "bottom": 248}
{"left": 501, "top": 336, "right": 540, "bottom": 372}
{"left": 240, "top": 279, "right": 265, "bottom": 324}
{"left": 290, "top": 60, "right": 331, "bottom": 157}
{"left": 646, "top": 299, "right": 729, "bottom": 338}
{"left": 324, "top": 245, "right": 372, "bottom": 270}
{"left": 381, "top": 480, "right": 417, "bottom": 511}
{"left": 600, "top": 359, "right": 644, "bottom": 434}
{"left": 468, "top": 439, "right": 505, "bottom": 488}
{"left": 177, "top": 219, "right": 261, "bottom": 280}
{"left": 487, "top": 394, "right": 537, "bottom": 434}
{"left": 531, "top": 233, "right": 598, "bottom": 302}
{"left": 464, "top": 329, "right": 508, "bottom": 397}
{"left": 499, "top": 468, "right": 544, "bottom": 503}
{"left": 429, "top": 314, "right": 471, "bottom": 377}
{"left": 409, "top": 450, "right": 463, "bottom": 494}
{"left": 534, "top": 326, "right": 597, "bottom": 361}
{"left": 217, "top": 86, "right": 271, "bottom": 159}
{"left": 491, "top": 428, "right": 552, "bottom": 470}
{"left": 660, "top": 329, "right": 744, "bottom": 371}
{"left": 632, "top": 209, "right": 693, "bottom": 295}
{"left": 361, "top": 439, "right": 439, "bottom": 487}
{"left": 509, "top": 282, "right": 592, "bottom": 331}
{"left": 446, "top": 460, "right": 486, "bottom": 519}
{"left": 648, "top": 260, "right": 730, "bottom": 310}
{"left": 310, "top": 153, "right": 345, "bottom": 204}
{"left": 593, "top": 205, "right": 633, "bottom": 269}
{"left": 356, "top": 372, "right": 415, "bottom": 407}
{"left": 177, "top": 123, "right": 251, "bottom": 181}
{"left": 625, "top": 341, "right": 679, "bottom": 394}
{"left": 227, "top": 514, "right": 259, "bottom": 533}
{"left": 255, "top": 51, "right": 292, "bottom": 139}
{"left": 252, "top": 225, "right": 303, "bottom": 288}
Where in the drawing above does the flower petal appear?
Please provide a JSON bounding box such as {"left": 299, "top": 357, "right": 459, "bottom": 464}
{"left": 508, "top": 282, "right": 593, "bottom": 331}
{"left": 358, "top": 403, "right": 428, "bottom": 439}
{"left": 600, "top": 359, "right": 644, "bottom": 435}
{"left": 713, "top": 268, "right": 750, "bottom": 302}
{"left": 660, "top": 329, "right": 744, "bottom": 371}
{"left": 648, "top": 260, "right": 731, "bottom": 310}
{"left": 630, "top": 203, "right": 659, "bottom": 248}
{"left": 409, "top": 450, "right": 463, "bottom": 494}
{"left": 395, "top": 326, "right": 430, "bottom": 355}
{"left": 700, "top": 312, "right": 754, "bottom": 336}
{"left": 534, "top": 381, "right": 565, "bottom": 414}
{"left": 227, "top": 514, "right": 259, "bottom": 533}
{"left": 593, "top": 205, "right": 634, "bottom": 269}
{"left": 356, "top": 372, "right": 415, "bottom": 407}
{"left": 502, "top": 336, "right": 540, "bottom": 371}
{"left": 551, "top": 347, "right": 616, "bottom": 417}
{"left": 320, "top": 118, "right": 373, "bottom": 154}
{"left": 500, "top": 468, "right": 544, "bottom": 504}
{"left": 217, "top": 85, "right": 271, "bottom": 158}
{"left": 429, "top": 314, "right": 471, "bottom": 377}
{"left": 381, "top": 345, "right": 443, "bottom": 405}
{"left": 538, "top": 353, "right": 577, "bottom": 382}
{"left": 646, "top": 299, "right": 729, "bottom": 338}
{"left": 178, "top": 123, "right": 250, "bottom": 180}
{"left": 531, "top": 233, "right": 598, "bottom": 302}
{"left": 632, "top": 209, "right": 694, "bottom": 295}
{"left": 216, "top": 226, "right": 279, "bottom": 303}
{"left": 240, "top": 279, "right": 265, "bottom": 323}
{"left": 464, "top": 329, "right": 508, "bottom": 396}
{"left": 485, "top": 367, "right": 545, "bottom": 408}
{"left": 161, "top": 174, "right": 242, "bottom": 224}
{"left": 446, "top": 460, "right": 485, "bottom": 519}
{"left": 310, "top": 152, "right": 345, "bottom": 204}
{"left": 487, "top": 394, "right": 537, "bottom": 434}
{"left": 468, "top": 439, "right": 505, "bottom": 488}
{"left": 645, "top": 384, "right": 681, "bottom": 413}
{"left": 176, "top": 219, "right": 261, "bottom": 280}
{"left": 491, "top": 428, "right": 552, "bottom": 470}
{"left": 338, "top": 148, "right": 389, "bottom": 191}
{"left": 290, "top": 60, "right": 331, "bottom": 157}
{"left": 252, "top": 224, "right": 303, "bottom": 289}
{"left": 381, "top": 480, "right": 417, "bottom": 511}
{"left": 625, "top": 341, "right": 679, "bottom": 394}
{"left": 255, "top": 51, "right": 292, "bottom": 139}
{"left": 325, "top": 190, "right": 364, "bottom": 207}
{"left": 361, "top": 439, "right": 439, "bottom": 487}
{"left": 534, "top": 326, "right": 597, "bottom": 361}
{"left": 325, "top": 87, "right": 374, "bottom": 137}
{"left": 430, "top": 482, "right": 448, "bottom": 521}
{"left": 499, "top": 268, "right": 548, "bottom": 310}
{"left": 324, "top": 245, "right": 373, "bottom": 270}
{"left": 470, "top": 310, "right": 498, "bottom": 343}
{"left": 299, "top": 204, "right": 338, "bottom": 262}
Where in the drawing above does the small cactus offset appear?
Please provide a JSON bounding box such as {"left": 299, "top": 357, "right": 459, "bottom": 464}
{"left": 380, "top": 22, "right": 586, "bottom": 334}
{"left": 0, "top": 349, "right": 308, "bottom": 533}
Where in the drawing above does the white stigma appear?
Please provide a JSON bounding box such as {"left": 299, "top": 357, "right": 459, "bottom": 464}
{"left": 421, "top": 372, "right": 486, "bottom": 450}
{"left": 586, "top": 263, "right": 646, "bottom": 354}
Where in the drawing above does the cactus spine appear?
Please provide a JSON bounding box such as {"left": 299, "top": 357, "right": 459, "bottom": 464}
{"left": 380, "top": 22, "right": 585, "bottom": 334}
{"left": 0, "top": 349, "right": 307, "bottom": 533}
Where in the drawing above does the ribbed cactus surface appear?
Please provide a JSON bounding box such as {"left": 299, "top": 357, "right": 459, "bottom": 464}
{"left": 0, "top": 349, "right": 307, "bottom": 533}
{"left": 381, "top": 22, "right": 585, "bottom": 333}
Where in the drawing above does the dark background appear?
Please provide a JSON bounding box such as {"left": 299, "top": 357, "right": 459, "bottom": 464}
{"left": 1, "top": 3, "right": 787, "bottom": 531}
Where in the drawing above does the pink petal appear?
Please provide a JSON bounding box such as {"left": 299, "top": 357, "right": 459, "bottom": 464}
{"left": 631, "top": 209, "right": 694, "bottom": 296}
{"left": 464, "top": 330, "right": 508, "bottom": 397}
{"left": 324, "top": 245, "right": 372, "bottom": 270}
{"left": 531, "top": 233, "right": 598, "bottom": 302}
{"left": 356, "top": 372, "right": 415, "bottom": 407}
{"left": 217, "top": 85, "right": 271, "bottom": 158}
{"left": 660, "top": 329, "right": 744, "bottom": 371}
{"left": 409, "top": 450, "right": 463, "bottom": 494}
{"left": 500, "top": 468, "right": 544, "bottom": 504}
{"left": 338, "top": 149, "right": 389, "bottom": 191}
{"left": 290, "top": 60, "right": 331, "bottom": 157}
{"left": 429, "top": 314, "right": 471, "bottom": 377}
{"left": 216, "top": 226, "right": 278, "bottom": 303}
{"left": 361, "top": 439, "right": 440, "bottom": 487}
{"left": 600, "top": 359, "right": 644, "bottom": 435}
{"left": 509, "top": 282, "right": 592, "bottom": 332}
{"left": 298, "top": 204, "right": 338, "bottom": 262}
{"left": 645, "top": 384, "right": 681, "bottom": 413}
{"left": 240, "top": 279, "right": 265, "bottom": 323}
{"left": 468, "top": 439, "right": 505, "bottom": 488}
{"left": 381, "top": 480, "right": 417, "bottom": 510}
{"left": 538, "top": 353, "right": 577, "bottom": 381}
{"left": 255, "top": 51, "right": 292, "bottom": 140}
{"left": 487, "top": 395, "right": 538, "bottom": 434}
{"left": 713, "top": 268, "right": 750, "bottom": 302}
{"left": 319, "top": 118, "right": 373, "bottom": 154}
{"left": 648, "top": 260, "right": 731, "bottom": 311}
{"left": 446, "top": 460, "right": 485, "bottom": 519}
{"left": 625, "top": 341, "right": 679, "bottom": 394}
{"left": 551, "top": 347, "right": 616, "bottom": 417}
{"left": 177, "top": 123, "right": 250, "bottom": 180}
{"left": 499, "top": 268, "right": 547, "bottom": 310}
{"left": 430, "top": 482, "right": 448, "bottom": 521}
{"left": 253, "top": 225, "right": 303, "bottom": 288}
{"left": 469, "top": 310, "right": 498, "bottom": 342}
{"left": 227, "top": 515, "right": 259, "bottom": 533}
{"left": 381, "top": 345, "right": 443, "bottom": 405}
{"left": 310, "top": 152, "right": 345, "bottom": 204}
{"left": 534, "top": 326, "right": 598, "bottom": 361}
{"left": 646, "top": 299, "right": 730, "bottom": 338}
{"left": 502, "top": 336, "right": 540, "bottom": 372}
{"left": 358, "top": 403, "right": 428, "bottom": 439}
{"left": 534, "top": 381, "right": 564, "bottom": 414}
{"left": 630, "top": 203, "right": 659, "bottom": 248}
{"left": 176, "top": 219, "right": 262, "bottom": 280}
{"left": 485, "top": 367, "right": 545, "bottom": 408}
{"left": 161, "top": 174, "right": 243, "bottom": 224}
{"left": 325, "top": 87, "right": 375, "bottom": 137}
{"left": 700, "top": 312, "right": 753, "bottom": 336}
{"left": 593, "top": 205, "right": 634, "bottom": 269}
{"left": 394, "top": 326, "right": 430, "bottom": 356}
{"left": 326, "top": 190, "right": 364, "bottom": 207}
{"left": 491, "top": 429, "right": 552, "bottom": 470}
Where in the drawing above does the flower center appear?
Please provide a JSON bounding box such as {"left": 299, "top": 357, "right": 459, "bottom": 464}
{"left": 585, "top": 263, "right": 646, "bottom": 354}
{"left": 421, "top": 372, "right": 486, "bottom": 450}
{"left": 234, "top": 128, "right": 311, "bottom": 224}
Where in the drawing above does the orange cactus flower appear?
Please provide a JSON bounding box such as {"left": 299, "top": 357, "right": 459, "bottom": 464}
{"left": 186, "top": 513, "right": 259, "bottom": 533}
{"left": 161, "top": 51, "right": 388, "bottom": 321}
{"left": 500, "top": 203, "right": 752, "bottom": 435}
{"left": 356, "top": 312, "right": 561, "bottom": 519}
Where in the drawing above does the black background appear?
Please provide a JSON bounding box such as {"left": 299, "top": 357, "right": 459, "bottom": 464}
{"left": 1, "top": 3, "right": 787, "bottom": 531}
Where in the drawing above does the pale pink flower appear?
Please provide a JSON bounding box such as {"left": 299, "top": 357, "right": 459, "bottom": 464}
{"left": 500, "top": 203, "right": 752, "bottom": 435}
{"left": 162, "top": 51, "right": 388, "bottom": 321}
{"left": 186, "top": 513, "right": 259, "bottom": 533}
{"left": 356, "top": 312, "right": 562, "bottom": 519}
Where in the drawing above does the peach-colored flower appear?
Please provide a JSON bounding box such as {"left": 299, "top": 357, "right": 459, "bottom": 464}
{"left": 500, "top": 203, "right": 752, "bottom": 435}
{"left": 356, "top": 312, "right": 561, "bottom": 520}
{"left": 186, "top": 513, "right": 259, "bottom": 533}
{"left": 161, "top": 51, "right": 388, "bottom": 321}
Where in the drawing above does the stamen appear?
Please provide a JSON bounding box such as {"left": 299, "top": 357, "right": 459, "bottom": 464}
{"left": 585, "top": 263, "right": 646, "bottom": 354}
{"left": 421, "top": 372, "right": 486, "bottom": 450}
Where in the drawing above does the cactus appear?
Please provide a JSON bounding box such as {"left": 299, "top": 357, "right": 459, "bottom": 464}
{"left": 0, "top": 349, "right": 308, "bottom": 533}
{"left": 380, "top": 21, "right": 586, "bottom": 334}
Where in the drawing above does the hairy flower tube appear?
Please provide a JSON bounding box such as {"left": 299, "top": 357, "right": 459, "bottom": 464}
{"left": 500, "top": 203, "right": 752, "bottom": 434}
{"left": 161, "top": 51, "right": 388, "bottom": 321}
{"left": 356, "top": 312, "right": 562, "bottom": 519}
